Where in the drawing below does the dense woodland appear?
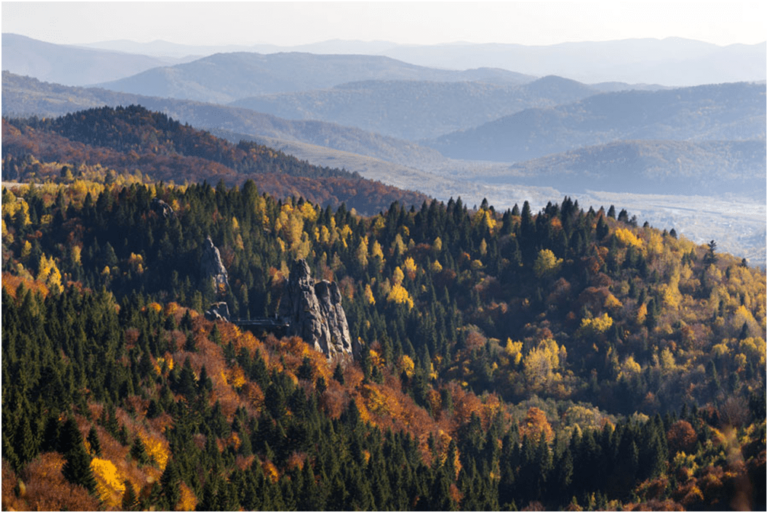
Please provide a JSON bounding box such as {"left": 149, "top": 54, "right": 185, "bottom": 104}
{"left": 1, "top": 106, "right": 766, "bottom": 511}
{"left": 1, "top": 106, "right": 429, "bottom": 215}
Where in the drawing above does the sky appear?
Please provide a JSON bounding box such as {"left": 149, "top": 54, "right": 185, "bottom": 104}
{"left": 2, "top": 1, "right": 766, "bottom": 48}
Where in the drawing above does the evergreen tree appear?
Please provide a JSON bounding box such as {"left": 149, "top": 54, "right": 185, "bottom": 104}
{"left": 87, "top": 425, "right": 102, "bottom": 456}
{"left": 62, "top": 442, "right": 97, "bottom": 494}
{"left": 160, "top": 459, "right": 182, "bottom": 509}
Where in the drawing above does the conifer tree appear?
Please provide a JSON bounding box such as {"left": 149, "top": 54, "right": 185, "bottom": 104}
{"left": 160, "top": 459, "right": 181, "bottom": 509}
{"left": 122, "top": 481, "right": 138, "bottom": 511}
{"left": 62, "top": 441, "right": 97, "bottom": 494}
{"left": 87, "top": 426, "right": 101, "bottom": 456}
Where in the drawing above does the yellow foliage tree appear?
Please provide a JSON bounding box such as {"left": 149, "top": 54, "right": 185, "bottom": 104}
{"left": 177, "top": 483, "right": 198, "bottom": 511}
{"left": 356, "top": 237, "right": 369, "bottom": 268}
{"left": 371, "top": 240, "right": 384, "bottom": 260}
{"left": 604, "top": 293, "right": 623, "bottom": 310}
{"left": 37, "top": 254, "right": 62, "bottom": 292}
{"left": 620, "top": 356, "right": 642, "bottom": 378}
{"left": 90, "top": 457, "right": 125, "bottom": 508}
{"left": 364, "top": 284, "right": 376, "bottom": 305}
{"left": 579, "top": 313, "right": 614, "bottom": 336}
{"left": 399, "top": 355, "right": 415, "bottom": 378}
{"left": 636, "top": 303, "right": 648, "bottom": 326}
{"left": 138, "top": 432, "right": 169, "bottom": 470}
{"left": 2, "top": 219, "right": 12, "bottom": 243}
{"left": 614, "top": 228, "right": 643, "bottom": 248}
{"left": 392, "top": 234, "right": 406, "bottom": 256}
{"left": 533, "top": 249, "right": 563, "bottom": 278}
{"left": 504, "top": 339, "right": 523, "bottom": 365}
{"left": 392, "top": 266, "right": 405, "bottom": 286}
{"left": 523, "top": 339, "right": 564, "bottom": 390}
{"left": 21, "top": 240, "right": 32, "bottom": 260}
{"left": 403, "top": 257, "right": 418, "bottom": 279}
{"left": 299, "top": 202, "right": 318, "bottom": 222}
{"left": 388, "top": 284, "right": 414, "bottom": 310}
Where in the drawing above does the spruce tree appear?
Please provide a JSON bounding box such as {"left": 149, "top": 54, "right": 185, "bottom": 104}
{"left": 130, "top": 436, "right": 150, "bottom": 466}
{"left": 87, "top": 426, "right": 102, "bottom": 456}
{"left": 160, "top": 459, "right": 181, "bottom": 510}
{"left": 122, "top": 481, "right": 138, "bottom": 511}
{"left": 62, "top": 442, "right": 97, "bottom": 494}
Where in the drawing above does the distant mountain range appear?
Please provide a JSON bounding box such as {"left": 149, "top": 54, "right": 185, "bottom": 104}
{"left": 230, "top": 76, "right": 603, "bottom": 140}
{"left": 96, "top": 52, "right": 533, "bottom": 104}
{"left": 1, "top": 33, "right": 191, "bottom": 86}
{"left": 75, "top": 35, "right": 766, "bottom": 86}
{"left": 4, "top": 72, "right": 765, "bottom": 198}
{"left": 381, "top": 38, "right": 766, "bottom": 87}
{"left": 427, "top": 82, "right": 766, "bottom": 162}
{"left": 1, "top": 72, "right": 445, "bottom": 170}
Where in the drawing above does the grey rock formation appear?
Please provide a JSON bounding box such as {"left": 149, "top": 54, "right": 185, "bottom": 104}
{"left": 151, "top": 197, "right": 175, "bottom": 219}
{"left": 279, "top": 259, "right": 358, "bottom": 359}
{"left": 205, "top": 301, "right": 231, "bottom": 322}
{"left": 200, "top": 236, "right": 229, "bottom": 294}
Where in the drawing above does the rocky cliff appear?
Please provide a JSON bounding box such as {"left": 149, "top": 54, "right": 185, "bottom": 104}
{"left": 279, "top": 259, "right": 360, "bottom": 359}
{"left": 200, "top": 236, "right": 229, "bottom": 294}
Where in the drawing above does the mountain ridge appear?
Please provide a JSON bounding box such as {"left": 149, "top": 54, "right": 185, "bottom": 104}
{"left": 427, "top": 81, "right": 766, "bottom": 162}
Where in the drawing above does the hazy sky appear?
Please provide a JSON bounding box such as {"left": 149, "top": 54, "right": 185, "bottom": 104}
{"left": 2, "top": 1, "right": 766, "bottom": 47}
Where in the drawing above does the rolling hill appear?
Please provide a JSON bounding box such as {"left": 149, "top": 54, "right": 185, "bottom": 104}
{"left": 1, "top": 105, "right": 430, "bottom": 214}
{"left": 230, "top": 76, "right": 600, "bottom": 140}
{"left": 97, "top": 51, "right": 535, "bottom": 104}
{"left": 1, "top": 33, "right": 188, "bottom": 86}
{"left": 477, "top": 139, "right": 766, "bottom": 198}
{"left": 428, "top": 82, "right": 766, "bottom": 162}
{"left": 1, "top": 72, "right": 446, "bottom": 170}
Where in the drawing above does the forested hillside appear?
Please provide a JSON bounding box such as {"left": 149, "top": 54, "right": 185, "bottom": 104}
{"left": 96, "top": 51, "right": 530, "bottom": 104}
{"left": 229, "top": 76, "right": 599, "bottom": 140}
{"left": 1, "top": 106, "right": 429, "bottom": 214}
{"left": 428, "top": 82, "right": 766, "bottom": 162}
{"left": 1, "top": 77, "right": 447, "bottom": 174}
{"left": 1, "top": 174, "right": 765, "bottom": 509}
{"left": 485, "top": 139, "right": 767, "bottom": 199}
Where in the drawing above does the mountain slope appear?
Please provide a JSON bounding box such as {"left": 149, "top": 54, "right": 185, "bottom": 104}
{"left": 96, "top": 51, "right": 534, "bottom": 103}
{"left": 476, "top": 139, "right": 766, "bottom": 198}
{"left": 230, "top": 76, "right": 599, "bottom": 140}
{"left": 1, "top": 106, "right": 429, "bottom": 214}
{"left": 1, "top": 33, "right": 183, "bottom": 86}
{"left": 1, "top": 72, "right": 446, "bottom": 170}
{"left": 428, "top": 82, "right": 766, "bottom": 162}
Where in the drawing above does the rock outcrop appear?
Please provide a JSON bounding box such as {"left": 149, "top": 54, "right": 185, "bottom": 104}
{"left": 151, "top": 198, "right": 175, "bottom": 219}
{"left": 279, "top": 259, "right": 360, "bottom": 359}
{"left": 200, "top": 236, "right": 229, "bottom": 294}
{"left": 205, "top": 301, "right": 231, "bottom": 322}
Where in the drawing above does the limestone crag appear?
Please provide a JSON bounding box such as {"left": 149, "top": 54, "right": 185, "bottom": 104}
{"left": 200, "top": 236, "right": 229, "bottom": 294}
{"left": 279, "top": 259, "right": 358, "bottom": 359}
